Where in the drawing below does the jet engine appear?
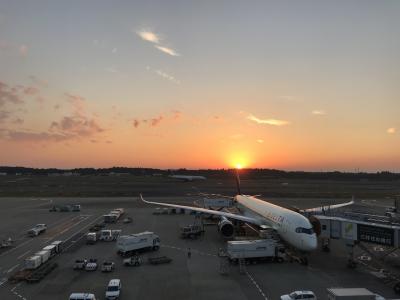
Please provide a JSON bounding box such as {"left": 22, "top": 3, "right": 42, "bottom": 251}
{"left": 218, "top": 216, "right": 234, "bottom": 238}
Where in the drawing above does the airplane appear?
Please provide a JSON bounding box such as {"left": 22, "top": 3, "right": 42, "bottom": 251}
{"left": 140, "top": 171, "right": 354, "bottom": 252}
{"left": 169, "top": 175, "right": 206, "bottom": 182}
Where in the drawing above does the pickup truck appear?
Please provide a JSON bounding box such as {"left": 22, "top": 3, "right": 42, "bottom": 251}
{"left": 28, "top": 224, "right": 47, "bottom": 237}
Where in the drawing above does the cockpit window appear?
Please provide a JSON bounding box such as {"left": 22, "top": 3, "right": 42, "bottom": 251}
{"left": 295, "top": 227, "right": 314, "bottom": 234}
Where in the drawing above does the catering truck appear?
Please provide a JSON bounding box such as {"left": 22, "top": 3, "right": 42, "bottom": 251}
{"left": 116, "top": 231, "right": 160, "bottom": 256}
{"left": 227, "top": 239, "right": 286, "bottom": 263}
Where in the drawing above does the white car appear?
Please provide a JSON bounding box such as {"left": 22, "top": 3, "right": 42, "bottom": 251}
{"left": 281, "top": 291, "right": 317, "bottom": 300}
{"left": 105, "top": 279, "right": 121, "bottom": 300}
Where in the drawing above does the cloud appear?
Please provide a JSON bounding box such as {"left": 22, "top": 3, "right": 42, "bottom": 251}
{"left": 133, "top": 111, "right": 183, "bottom": 129}
{"left": 133, "top": 119, "right": 140, "bottom": 128}
{"left": 0, "top": 110, "right": 10, "bottom": 123}
{"left": 0, "top": 81, "right": 24, "bottom": 106}
{"left": 24, "top": 86, "right": 40, "bottom": 95}
{"left": 29, "top": 76, "right": 48, "bottom": 87}
{"left": 111, "top": 47, "right": 117, "bottom": 54}
{"left": 105, "top": 66, "right": 118, "bottom": 73}
{"left": 136, "top": 30, "right": 161, "bottom": 44}
{"left": 312, "top": 110, "right": 326, "bottom": 115}
{"left": 6, "top": 130, "right": 73, "bottom": 142}
{"left": 171, "top": 110, "right": 181, "bottom": 120}
{"left": 19, "top": 45, "right": 28, "bottom": 56}
{"left": 50, "top": 115, "right": 104, "bottom": 137}
{"left": 154, "top": 45, "right": 180, "bottom": 57}
{"left": 247, "top": 114, "right": 290, "bottom": 126}
{"left": 155, "top": 69, "right": 180, "bottom": 84}
{"left": 150, "top": 115, "right": 163, "bottom": 127}
{"left": 387, "top": 127, "right": 396, "bottom": 134}
{"left": 230, "top": 134, "right": 244, "bottom": 140}
{"left": 257, "top": 139, "right": 264, "bottom": 143}
{"left": 64, "top": 93, "right": 86, "bottom": 116}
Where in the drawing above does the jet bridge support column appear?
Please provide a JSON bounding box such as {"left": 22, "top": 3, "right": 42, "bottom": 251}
{"left": 344, "top": 239, "right": 357, "bottom": 268}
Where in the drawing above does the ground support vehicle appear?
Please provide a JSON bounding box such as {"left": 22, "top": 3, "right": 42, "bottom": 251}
{"left": 85, "top": 259, "right": 98, "bottom": 271}
{"left": 26, "top": 263, "right": 58, "bottom": 283}
{"left": 101, "top": 261, "right": 115, "bottom": 272}
{"left": 281, "top": 290, "right": 316, "bottom": 300}
{"left": 180, "top": 224, "right": 204, "bottom": 239}
{"left": 123, "top": 256, "right": 142, "bottom": 266}
{"left": 73, "top": 259, "right": 88, "bottom": 270}
{"left": 227, "top": 239, "right": 286, "bottom": 264}
{"left": 116, "top": 231, "right": 160, "bottom": 256}
{"left": 148, "top": 256, "right": 172, "bottom": 265}
{"left": 327, "top": 288, "right": 380, "bottom": 299}
{"left": 28, "top": 224, "right": 47, "bottom": 237}
{"left": 86, "top": 232, "right": 98, "bottom": 244}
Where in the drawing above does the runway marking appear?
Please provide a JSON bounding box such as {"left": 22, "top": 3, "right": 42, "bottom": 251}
{"left": 0, "top": 277, "right": 7, "bottom": 287}
{"left": 7, "top": 264, "right": 20, "bottom": 273}
{"left": 245, "top": 271, "right": 268, "bottom": 300}
{"left": 161, "top": 244, "right": 217, "bottom": 257}
{"left": 16, "top": 250, "right": 31, "bottom": 260}
{"left": 10, "top": 283, "right": 26, "bottom": 300}
{"left": 0, "top": 239, "right": 33, "bottom": 258}
{"left": 62, "top": 215, "right": 103, "bottom": 252}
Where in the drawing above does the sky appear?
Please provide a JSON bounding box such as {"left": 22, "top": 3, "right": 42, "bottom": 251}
{"left": 0, "top": 1, "right": 399, "bottom": 171}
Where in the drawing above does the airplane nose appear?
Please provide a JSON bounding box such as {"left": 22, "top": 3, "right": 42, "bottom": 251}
{"left": 301, "top": 235, "right": 318, "bottom": 252}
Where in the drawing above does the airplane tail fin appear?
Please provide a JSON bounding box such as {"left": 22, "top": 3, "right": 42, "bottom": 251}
{"left": 235, "top": 169, "right": 242, "bottom": 195}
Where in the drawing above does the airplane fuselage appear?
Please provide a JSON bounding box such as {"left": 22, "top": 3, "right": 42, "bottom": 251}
{"left": 235, "top": 195, "right": 318, "bottom": 251}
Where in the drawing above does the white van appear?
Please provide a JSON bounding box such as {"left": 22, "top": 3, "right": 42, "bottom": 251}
{"left": 105, "top": 279, "right": 121, "bottom": 300}
{"left": 69, "top": 293, "right": 96, "bottom": 300}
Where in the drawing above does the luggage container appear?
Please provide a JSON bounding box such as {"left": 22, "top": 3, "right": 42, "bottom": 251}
{"left": 43, "top": 245, "right": 57, "bottom": 257}
{"left": 51, "top": 240, "right": 63, "bottom": 253}
{"left": 35, "top": 250, "right": 50, "bottom": 264}
{"left": 25, "top": 256, "right": 41, "bottom": 270}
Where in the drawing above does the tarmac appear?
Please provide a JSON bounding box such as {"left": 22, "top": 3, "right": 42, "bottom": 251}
{"left": 0, "top": 196, "right": 399, "bottom": 300}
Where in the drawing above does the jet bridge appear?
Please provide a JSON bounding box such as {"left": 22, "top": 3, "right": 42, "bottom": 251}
{"left": 315, "top": 215, "right": 400, "bottom": 247}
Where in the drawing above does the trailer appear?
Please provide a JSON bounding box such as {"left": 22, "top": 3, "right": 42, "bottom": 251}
{"left": 116, "top": 232, "right": 160, "bottom": 256}
{"left": 327, "top": 288, "right": 376, "bottom": 300}
{"left": 227, "top": 239, "right": 286, "bottom": 263}
{"left": 148, "top": 256, "right": 172, "bottom": 265}
{"left": 26, "top": 263, "right": 58, "bottom": 283}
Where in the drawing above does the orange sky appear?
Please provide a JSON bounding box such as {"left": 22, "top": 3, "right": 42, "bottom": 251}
{"left": 0, "top": 2, "right": 399, "bottom": 171}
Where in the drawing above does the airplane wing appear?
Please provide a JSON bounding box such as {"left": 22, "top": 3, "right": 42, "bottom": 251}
{"left": 300, "top": 200, "right": 354, "bottom": 213}
{"left": 140, "top": 194, "right": 263, "bottom": 226}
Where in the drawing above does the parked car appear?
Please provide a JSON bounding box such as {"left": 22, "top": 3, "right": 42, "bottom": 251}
{"left": 105, "top": 279, "right": 121, "bottom": 300}
{"left": 281, "top": 291, "right": 317, "bottom": 300}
